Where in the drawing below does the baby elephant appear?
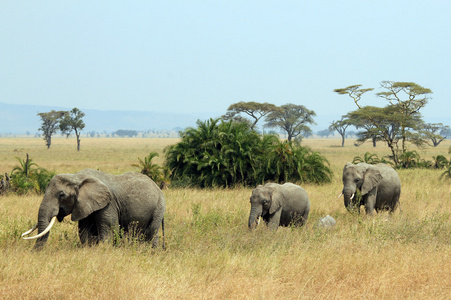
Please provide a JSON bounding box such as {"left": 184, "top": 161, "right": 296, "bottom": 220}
{"left": 248, "top": 182, "right": 310, "bottom": 230}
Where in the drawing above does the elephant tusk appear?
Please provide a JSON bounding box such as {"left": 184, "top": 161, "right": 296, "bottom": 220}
{"left": 350, "top": 193, "right": 355, "bottom": 200}
{"left": 22, "top": 216, "right": 57, "bottom": 240}
{"left": 257, "top": 216, "right": 261, "bottom": 226}
{"left": 337, "top": 193, "right": 342, "bottom": 198}
{"left": 21, "top": 223, "right": 38, "bottom": 237}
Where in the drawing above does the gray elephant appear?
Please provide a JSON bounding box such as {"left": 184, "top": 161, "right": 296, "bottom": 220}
{"left": 248, "top": 182, "right": 310, "bottom": 230}
{"left": 341, "top": 162, "right": 401, "bottom": 215}
{"left": 22, "top": 169, "right": 165, "bottom": 250}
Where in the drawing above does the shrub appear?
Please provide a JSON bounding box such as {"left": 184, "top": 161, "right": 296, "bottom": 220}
{"left": 9, "top": 155, "right": 54, "bottom": 194}
{"left": 352, "top": 152, "right": 393, "bottom": 166}
{"left": 433, "top": 155, "right": 449, "bottom": 169}
{"left": 352, "top": 151, "right": 451, "bottom": 171}
{"left": 441, "top": 165, "right": 451, "bottom": 180}
{"left": 165, "top": 118, "right": 332, "bottom": 188}
{"left": 132, "top": 152, "right": 167, "bottom": 186}
{"left": 265, "top": 140, "right": 332, "bottom": 184}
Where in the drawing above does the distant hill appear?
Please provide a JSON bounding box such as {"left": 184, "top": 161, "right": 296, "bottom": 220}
{"left": 0, "top": 102, "right": 219, "bottom": 135}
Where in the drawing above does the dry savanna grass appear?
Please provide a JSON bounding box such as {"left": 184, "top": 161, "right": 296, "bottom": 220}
{"left": 0, "top": 137, "right": 450, "bottom": 299}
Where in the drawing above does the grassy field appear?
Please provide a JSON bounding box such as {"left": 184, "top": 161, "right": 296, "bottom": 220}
{"left": 0, "top": 137, "right": 450, "bottom": 299}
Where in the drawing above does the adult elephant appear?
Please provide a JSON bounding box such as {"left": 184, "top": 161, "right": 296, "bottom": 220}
{"left": 248, "top": 182, "right": 310, "bottom": 230}
{"left": 340, "top": 162, "right": 401, "bottom": 215}
{"left": 22, "top": 169, "right": 165, "bottom": 250}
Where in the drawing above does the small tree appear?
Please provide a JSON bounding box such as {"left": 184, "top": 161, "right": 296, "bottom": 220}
{"left": 329, "top": 117, "right": 350, "bottom": 147}
{"left": 37, "top": 110, "right": 67, "bottom": 149}
{"left": 265, "top": 104, "right": 316, "bottom": 142}
{"left": 60, "top": 108, "right": 86, "bottom": 151}
{"left": 222, "top": 101, "right": 277, "bottom": 131}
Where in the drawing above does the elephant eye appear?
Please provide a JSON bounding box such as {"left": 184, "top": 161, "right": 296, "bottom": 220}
{"left": 58, "top": 191, "right": 66, "bottom": 199}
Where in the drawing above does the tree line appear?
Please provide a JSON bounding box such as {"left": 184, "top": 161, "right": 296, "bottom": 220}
{"left": 35, "top": 80, "right": 449, "bottom": 170}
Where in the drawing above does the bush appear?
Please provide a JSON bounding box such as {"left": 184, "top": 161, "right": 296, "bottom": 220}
{"left": 352, "top": 151, "right": 451, "bottom": 178}
{"left": 165, "top": 118, "right": 332, "bottom": 188}
{"left": 265, "top": 140, "right": 332, "bottom": 184}
{"left": 131, "top": 152, "right": 167, "bottom": 186}
{"left": 352, "top": 152, "right": 393, "bottom": 166}
{"left": 8, "top": 155, "right": 54, "bottom": 194}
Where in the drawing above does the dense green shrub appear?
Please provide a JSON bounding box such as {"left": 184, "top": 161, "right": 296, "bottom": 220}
{"left": 8, "top": 155, "right": 55, "bottom": 194}
{"left": 264, "top": 140, "right": 332, "bottom": 184}
{"left": 164, "top": 118, "right": 332, "bottom": 188}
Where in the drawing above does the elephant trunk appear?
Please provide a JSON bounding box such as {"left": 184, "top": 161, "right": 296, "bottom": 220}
{"left": 248, "top": 206, "right": 262, "bottom": 229}
{"left": 32, "top": 201, "right": 59, "bottom": 250}
{"left": 343, "top": 186, "right": 357, "bottom": 213}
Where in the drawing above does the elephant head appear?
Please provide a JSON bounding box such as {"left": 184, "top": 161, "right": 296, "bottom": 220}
{"left": 341, "top": 163, "right": 382, "bottom": 212}
{"left": 248, "top": 184, "right": 282, "bottom": 229}
{"left": 22, "top": 173, "right": 112, "bottom": 250}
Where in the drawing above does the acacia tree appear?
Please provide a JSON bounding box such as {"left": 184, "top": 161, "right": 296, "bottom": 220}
{"left": 335, "top": 82, "right": 432, "bottom": 166}
{"left": 376, "top": 81, "right": 432, "bottom": 153}
{"left": 345, "top": 109, "right": 380, "bottom": 147}
{"left": 264, "top": 104, "right": 316, "bottom": 142}
{"left": 59, "top": 107, "right": 85, "bottom": 151}
{"left": 37, "top": 110, "right": 66, "bottom": 149}
{"left": 329, "top": 117, "right": 350, "bottom": 147}
{"left": 222, "top": 101, "right": 277, "bottom": 131}
{"left": 421, "top": 123, "right": 450, "bottom": 147}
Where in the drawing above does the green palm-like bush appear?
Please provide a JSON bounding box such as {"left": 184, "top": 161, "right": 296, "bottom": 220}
{"left": 132, "top": 152, "right": 166, "bottom": 185}
{"left": 165, "top": 119, "right": 264, "bottom": 187}
{"left": 352, "top": 152, "right": 393, "bottom": 166}
{"left": 433, "top": 155, "right": 449, "bottom": 169}
{"left": 9, "top": 155, "right": 55, "bottom": 194}
{"left": 352, "top": 152, "right": 381, "bottom": 164}
{"left": 265, "top": 140, "right": 332, "bottom": 184}
{"left": 441, "top": 165, "right": 451, "bottom": 180}
{"left": 165, "top": 118, "right": 332, "bottom": 187}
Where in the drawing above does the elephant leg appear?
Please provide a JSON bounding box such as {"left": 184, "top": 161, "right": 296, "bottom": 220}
{"left": 91, "top": 210, "right": 116, "bottom": 243}
{"left": 143, "top": 214, "right": 164, "bottom": 248}
{"left": 299, "top": 210, "right": 309, "bottom": 227}
{"left": 267, "top": 209, "right": 282, "bottom": 230}
{"left": 288, "top": 211, "right": 306, "bottom": 227}
{"left": 390, "top": 192, "right": 401, "bottom": 214}
{"left": 364, "top": 189, "right": 377, "bottom": 215}
{"left": 78, "top": 216, "right": 98, "bottom": 245}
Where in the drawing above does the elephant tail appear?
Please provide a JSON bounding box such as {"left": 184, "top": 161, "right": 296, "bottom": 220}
{"left": 161, "top": 217, "right": 166, "bottom": 250}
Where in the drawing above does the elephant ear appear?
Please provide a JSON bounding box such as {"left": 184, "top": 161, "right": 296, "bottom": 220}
{"left": 269, "top": 186, "right": 283, "bottom": 215}
{"left": 361, "top": 168, "right": 383, "bottom": 195}
{"left": 71, "top": 176, "right": 112, "bottom": 221}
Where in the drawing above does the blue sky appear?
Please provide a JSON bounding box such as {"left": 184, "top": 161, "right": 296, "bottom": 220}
{"left": 1, "top": 1, "right": 450, "bottom": 128}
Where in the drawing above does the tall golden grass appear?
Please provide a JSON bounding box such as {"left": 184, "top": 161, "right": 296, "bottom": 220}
{"left": 0, "top": 137, "right": 450, "bottom": 299}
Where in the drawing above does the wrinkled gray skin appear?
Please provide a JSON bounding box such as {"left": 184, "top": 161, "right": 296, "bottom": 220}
{"left": 248, "top": 183, "right": 310, "bottom": 230}
{"left": 32, "top": 169, "right": 165, "bottom": 250}
{"left": 342, "top": 163, "right": 401, "bottom": 215}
